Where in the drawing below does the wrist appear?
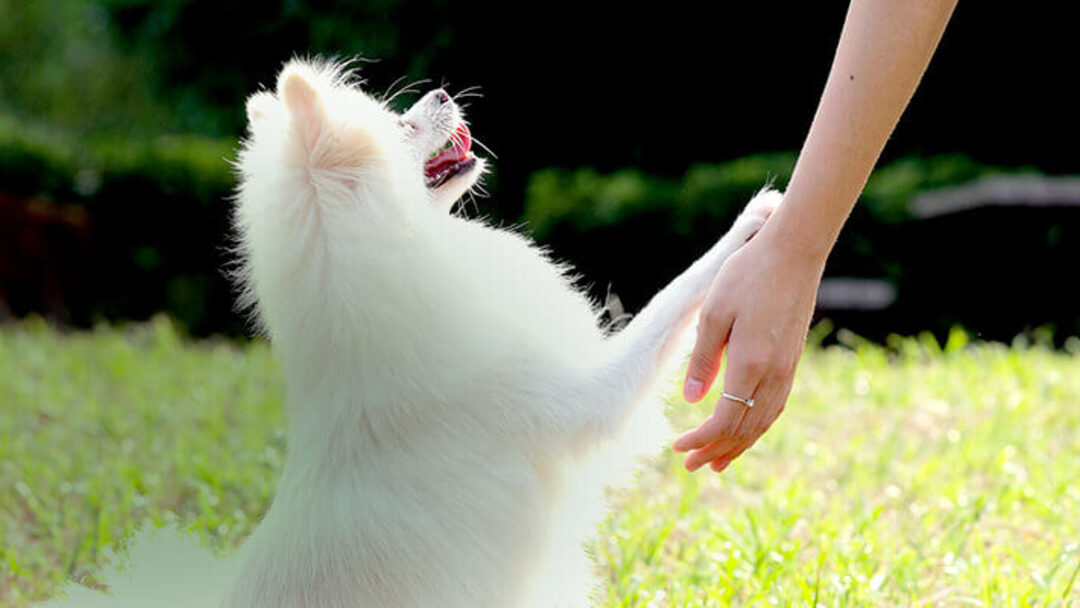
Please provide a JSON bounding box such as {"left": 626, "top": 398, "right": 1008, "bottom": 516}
{"left": 755, "top": 201, "right": 837, "bottom": 271}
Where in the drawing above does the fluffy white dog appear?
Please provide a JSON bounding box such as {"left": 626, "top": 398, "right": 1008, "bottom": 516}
{"left": 46, "top": 59, "right": 780, "bottom": 607}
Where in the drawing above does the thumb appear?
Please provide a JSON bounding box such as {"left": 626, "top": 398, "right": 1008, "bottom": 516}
{"left": 683, "top": 307, "right": 734, "bottom": 403}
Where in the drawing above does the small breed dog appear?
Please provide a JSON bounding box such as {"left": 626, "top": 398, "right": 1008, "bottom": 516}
{"left": 47, "top": 59, "right": 780, "bottom": 607}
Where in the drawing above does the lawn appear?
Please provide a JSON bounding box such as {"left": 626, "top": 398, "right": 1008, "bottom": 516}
{"left": 3, "top": 318, "right": 1079, "bottom": 606}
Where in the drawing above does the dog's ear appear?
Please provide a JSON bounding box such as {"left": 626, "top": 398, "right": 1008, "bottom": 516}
{"left": 274, "top": 61, "right": 385, "bottom": 176}
{"left": 278, "top": 65, "right": 327, "bottom": 154}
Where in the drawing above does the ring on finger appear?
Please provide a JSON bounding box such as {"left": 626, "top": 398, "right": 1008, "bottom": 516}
{"left": 721, "top": 391, "right": 755, "bottom": 408}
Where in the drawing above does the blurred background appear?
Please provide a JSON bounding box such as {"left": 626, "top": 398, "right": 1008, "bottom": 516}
{"left": 1, "top": 0, "right": 1077, "bottom": 342}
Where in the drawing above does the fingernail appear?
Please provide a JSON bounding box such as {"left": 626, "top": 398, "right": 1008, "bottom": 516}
{"left": 684, "top": 378, "right": 704, "bottom": 402}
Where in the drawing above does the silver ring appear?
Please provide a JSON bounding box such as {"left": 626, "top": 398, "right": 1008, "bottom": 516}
{"left": 721, "top": 391, "right": 755, "bottom": 408}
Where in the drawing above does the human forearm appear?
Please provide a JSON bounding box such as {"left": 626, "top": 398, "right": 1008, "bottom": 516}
{"left": 677, "top": 0, "right": 958, "bottom": 474}
{"left": 764, "top": 0, "right": 958, "bottom": 263}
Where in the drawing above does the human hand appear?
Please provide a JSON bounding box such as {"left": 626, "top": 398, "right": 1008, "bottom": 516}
{"left": 672, "top": 221, "right": 825, "bottom": 473}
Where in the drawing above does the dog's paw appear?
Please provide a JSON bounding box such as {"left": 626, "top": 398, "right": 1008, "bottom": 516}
{"left": 732, "top": 188, "right": 783, "bottom": 242}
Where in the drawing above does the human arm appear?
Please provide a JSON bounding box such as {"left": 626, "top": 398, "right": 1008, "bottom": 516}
{"left": 674, "top": 0, "right": 959, "bottom": 472}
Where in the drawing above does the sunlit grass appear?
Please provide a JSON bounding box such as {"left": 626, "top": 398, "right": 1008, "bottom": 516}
{"left": 3, "top": 319, "right": 1079, "bottom": 606}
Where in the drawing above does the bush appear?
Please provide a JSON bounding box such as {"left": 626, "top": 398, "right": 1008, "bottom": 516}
{"left": 2, "top": 117, "right": 1070, "bottom": 342}
{"left": 0, "top": 115, "right": 240, "bottom": 335}
{"left": 524, "top": 153, "right": 797, "bottom": 241}
{"left": 524, "top": 153, "right": 1015, "bottom": 240}
{"left": 521, "top": 154, "right": 1076, "bottom": 342}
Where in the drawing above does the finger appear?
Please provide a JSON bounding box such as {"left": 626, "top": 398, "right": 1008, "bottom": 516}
{"left": 672, "top": 388, "right": 748, "bottom": 453}
{"left": 712, "top": 441, "right": 752, "bottom": 471}
{"left": 719, "top": 345, "right": 765, "bottom": 415}
{"left": 672, "top": 414, "right": 725, "bottom": 452}
{"left": 691, "top": 390, "right": 780, "bottom": 473}
{"left": 685, "top": 344, "right": 763, "bottom": 465}
{"left": 683, "top": 304, "right": 734, "bottom": 403}
{"left": 682, "top": 437, "right": 741, "bottom": 472}
{"left": 708, "top": 375, "right": 792, "bottom": 468}
{"left": 675, "top": 364, "right": 760, "bottom": 456}
{"left": 733, "top": 372, "right": 792, "bottom": 439}
{"left": 694, "top": 401, "right": 754, "bottom": 470}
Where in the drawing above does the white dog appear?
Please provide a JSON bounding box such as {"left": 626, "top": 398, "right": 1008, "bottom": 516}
{"left": 47, "top": 59, "right": 780, "bottom": 607}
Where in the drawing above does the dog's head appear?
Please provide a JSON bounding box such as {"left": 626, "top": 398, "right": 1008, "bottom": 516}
{"left": 234, "top": 59, "right": 488, "bottom": 337}
{"left": 242, "top": 59, "right": 485, "bottom": 217}
{"left": 398, "top": 88, "right": 486, "bottom": 211}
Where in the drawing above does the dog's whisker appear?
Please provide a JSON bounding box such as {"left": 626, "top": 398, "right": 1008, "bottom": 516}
{"left": 470, "top": 136, "right": 498, "bottom": 159}
{"left": 380, "top": 74, "right": 410, "bottom": 103}
{"left": 453, "top": 86, "right": 484, "bottom": 101}
{"left": 384, "top": 78, "right": 432, "bottom": 108}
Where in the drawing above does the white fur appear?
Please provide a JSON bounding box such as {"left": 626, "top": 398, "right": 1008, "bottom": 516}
{"left": 45, "top": 59, "right": 781, "bottom": 607}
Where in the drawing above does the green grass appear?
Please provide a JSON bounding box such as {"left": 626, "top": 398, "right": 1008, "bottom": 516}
{"left": 3, "top": 318, "right": 1079, "bottom": 606}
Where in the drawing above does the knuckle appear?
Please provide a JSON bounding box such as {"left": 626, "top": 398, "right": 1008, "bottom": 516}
{"left": 697, "top": 310, "right": 724, "bottom": 335}
{"left": 774, "top": 357, "right": 798, "bottom": 379}
{"left": 721, "top": 426, "right": 743, "bottom": 441}
{"left": 712, "top": 422, "right": 739, "bottom": 440}
{"left": 741, "top": 355, "right": 769, "bottom": 376}
{"left": 691, "top": 347, "right": 718, "bottom": 369}
{"left": 734, "top": 430, "right": 757, "bottom": 443}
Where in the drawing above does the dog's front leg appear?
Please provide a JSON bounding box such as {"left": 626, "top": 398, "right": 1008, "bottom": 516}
{"left": 564, "top": 190, "right": 782, "bottom": 446}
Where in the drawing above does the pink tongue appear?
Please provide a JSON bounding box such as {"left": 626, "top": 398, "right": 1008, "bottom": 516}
{"left": 425, "top": 124, "right": 472, "bottom": 173}
{"left": 454, "top": 123, "right": 472, "bottom": 155}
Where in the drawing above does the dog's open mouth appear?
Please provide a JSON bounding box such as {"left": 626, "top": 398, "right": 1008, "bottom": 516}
{"left": 424, "top": 123, "right": 475, "bottom": 189}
